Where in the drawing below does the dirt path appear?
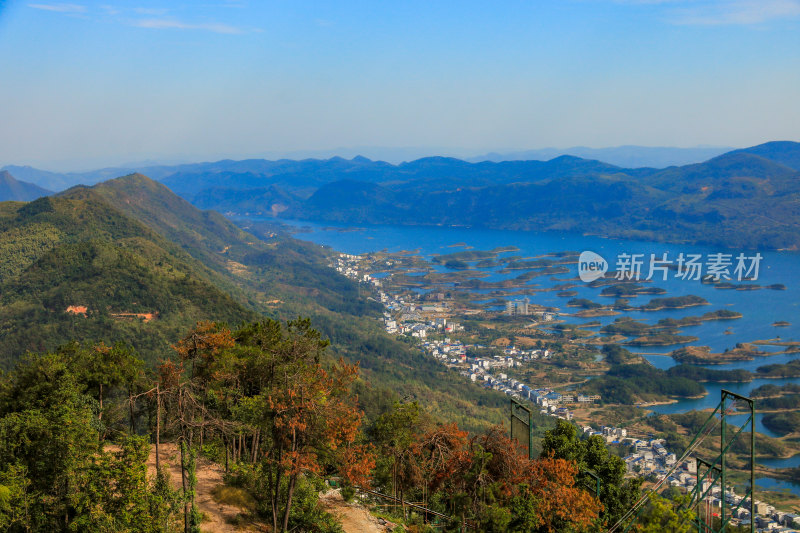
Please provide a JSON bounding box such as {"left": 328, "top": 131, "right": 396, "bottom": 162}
{"left": 145, "top": 445, "right": 391, "bottom": 533}
{"left": 147, "top": 443, "right": 263, "bottom": 532}
{"left": 318, "top": 489, "right": 397, "bottom": 533}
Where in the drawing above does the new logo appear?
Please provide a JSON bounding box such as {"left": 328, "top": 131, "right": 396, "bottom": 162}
{"left": 578, "top": 251, "right": 608, "bottom": 283}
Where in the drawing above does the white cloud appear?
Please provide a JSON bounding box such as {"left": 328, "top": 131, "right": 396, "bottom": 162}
{"left": 610, "top": 0, "right": 800, "bottom": 25}
{"left": 28, "top": 3, "right": 86, "bottom": 12}
{"left": 99, "top": 5, "right": 120, "bottom": 16}
{"left": 132, "top": 17, "right": 246, "bottom": 34}
{"left": 133, "top": 7, "right": 169, "bottom": 16}
{"left": 666, "top": 0, "right": 800, "bottom": 25}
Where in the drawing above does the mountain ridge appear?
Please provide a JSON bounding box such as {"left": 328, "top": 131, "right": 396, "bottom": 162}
{"left": 4, "top": 143, "right": 772, "bottom": 193}
{"left": 0, "top": 186, "right": 259, "bottom": 366}
{"left": 0, "top": 170, "right": 52, "bottom": 202}
{"left": 6, "top": 141, "right": 800, "bottom": 249}
{"left": 170, "top": 141, "right": 800, "bottom": 250}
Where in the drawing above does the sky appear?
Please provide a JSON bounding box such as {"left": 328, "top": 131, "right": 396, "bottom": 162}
{"left": 0, "top": 0, "right": 799, "bottom": 170}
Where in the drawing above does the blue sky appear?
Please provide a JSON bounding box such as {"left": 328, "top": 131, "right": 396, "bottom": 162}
{"left": 0, "top": 0, "right": 799, "bottom": 170}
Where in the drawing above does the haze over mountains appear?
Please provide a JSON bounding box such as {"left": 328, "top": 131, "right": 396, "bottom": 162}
{"left": 0, "top": 144, "right": 744, "bottom": 191}
{"left": 468, "top": 145, "right": 733, "bottom": 168}
{"left": 0, "top": 170, "right": 51, "bottom": 202}
{"left": 0, "top": 173, "right": 508, "bottom": 430}
{"left": 2, "top": 141, "right": 799, "bottom": 249}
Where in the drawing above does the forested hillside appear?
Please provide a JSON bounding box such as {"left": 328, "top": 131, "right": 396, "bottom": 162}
{"left": 0, "top": 319, "right": 690, "bottom": 532}
{"left": 0, "top": 174, "right": 520, "bottom": 433}
{"left": 151, "top": 141, "right": 800, "bottom": 250}
{"left": 0, "top": 188, "right": 257, "bottom": 365}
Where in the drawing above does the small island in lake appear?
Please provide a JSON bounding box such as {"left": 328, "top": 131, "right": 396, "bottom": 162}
{"left": 599, "top": 283, "right": 666, "bottom": 298}
{"left": 762, "top": 412, "right": 800, "bottom": 436}
{"left": 756, "top": 360, "right": 800, "bottom": 379}
{"left": 624, "top": 334, "right": 699, "bottom": 346}
{"left": 671, "top": 343, "right": 767, "bottom": 364}
{"left": 639, "top": 295, "right": 709, "bottom": 311}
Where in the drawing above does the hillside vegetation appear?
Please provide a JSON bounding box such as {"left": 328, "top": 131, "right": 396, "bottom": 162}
{"left": 0, "top": 189, "right": 257, "bottom": 365}
{"left": 0, "top": 320, "right": 690, "bottom": 533}
{"left": 0, "top": 174, "right": 519, "bottom": 434}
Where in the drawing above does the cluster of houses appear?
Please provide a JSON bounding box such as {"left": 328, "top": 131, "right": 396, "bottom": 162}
{"left": 687, "top": 471, "right": 799, "bottom": 531}
{"left": 416, "top": 338, "right": 600, "bottom": 422}
{"left": 606, "top": 430, "right": 799, "bottom": 531}
{"left": 330, "top": 254, "right": 436, "bottom": 336}
{"left": 331, "top": 253, "right": 383, "bottom": 288}
{"left": 423, "top": 339, "right": 549, "bottom": 367}
{"left": 691, "top": 480, "right": 800, "bottom": 531}
{"left": 383, "top": 314, "right": 466, "bottom": 338}
{"left": 331, "top": 253, "right": 799, "bottom": 531}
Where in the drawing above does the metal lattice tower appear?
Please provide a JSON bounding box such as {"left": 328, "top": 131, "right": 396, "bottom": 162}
{"left": 610, "top": 389, "right": 756, "bottom": 533}
{"left": 689, "top": 390, "right": 756, "bottom": 533}
{"left": 510, "top": 398, "right": 534, "bottom": 459}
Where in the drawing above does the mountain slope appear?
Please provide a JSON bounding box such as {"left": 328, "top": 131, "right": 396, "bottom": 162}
{"left": 0, "top": 189, "right": 258, "bottom": 367}
{"left": 191, "top": 185, "right": 301, "bottom": 215}
{"left": 92, "top": 174, "right": 260, "bottom": 277}
{"left": 642, "top": 152, "right": 800, "bottom": 192}
{"left": 730, "top": 141, "right": 800, "bottom": 171}
{"left": 89, "top": 174, "right": 512, "bottom": 431}
{"left": 0, "top": 170, "right": 51, "bottom": 201}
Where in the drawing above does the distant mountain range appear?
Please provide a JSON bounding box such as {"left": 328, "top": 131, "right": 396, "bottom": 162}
{"left": 3, "top": 140, "right": 799, "bottom": 249}
{"left": 468, "top": 145, "right": 733, "bottom": 168}
{"left": 0, "top": 170, "right": 51, "bottom": 202}
{"left": 0, "top": 145, "right": 741, "bottom": 191}
{"left": 168, "top": 140, "right": 800, "bottom": 250}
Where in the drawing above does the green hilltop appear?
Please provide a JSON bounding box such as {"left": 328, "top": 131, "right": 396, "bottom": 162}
{"left": 0, "top": 174, "right": 514, "bottom": 433}
{"left": 0, "top": 187, "right": 258, "bottom": 364}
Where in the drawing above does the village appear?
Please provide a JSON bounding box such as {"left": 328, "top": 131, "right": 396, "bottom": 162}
{"left": 331, "top": 251, "right": 800, "bottom": 532}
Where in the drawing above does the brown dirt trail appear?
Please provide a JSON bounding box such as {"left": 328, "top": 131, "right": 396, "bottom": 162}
{"left": 147, "top": 443, "right": 262, "bottom": 532}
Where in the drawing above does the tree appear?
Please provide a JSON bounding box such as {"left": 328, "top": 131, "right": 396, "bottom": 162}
{"left": 403, "top": 424, "right": 601, "bottom": 532}
{"left": 368, "top": 400, "right": 429, "bottom": 511}
{"left": 0, "top": 464, "right": 33, "bottom": 531}
{"left": 541, "top": 420, "right": 642, "bottom": 529}
{"left": 636, "top": 493, "right": 695, "bottom": 533}
{"left": 168, "top": 319, "right": 373, "bottom": 533}
{"left": 258, "top": 354, "right": 367, "bottom": 532}
{"left": 70, "top": 436, "right": 181, "bottom": 533}
{"left": 0, "top": 350, "right": 181, "bottom": 532}
{"left": 67, "top": 342, "right": 145, "bottom": 435}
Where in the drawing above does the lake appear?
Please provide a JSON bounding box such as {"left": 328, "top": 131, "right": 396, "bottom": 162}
{"left": 267, "top": 218, "right": 799, "bottom": 352}
{"left": 254, "top": 218, "right": 800, "bottom": 484}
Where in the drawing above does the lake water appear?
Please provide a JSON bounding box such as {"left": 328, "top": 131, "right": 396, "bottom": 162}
{"left": 756, "top": 476, "right": 800, "bottom": 493}
{"left": 256, "top": 218, "right": 800, "bottom": 483}
{"left": 269, "top": 218, "right": 799, "bottom": 350}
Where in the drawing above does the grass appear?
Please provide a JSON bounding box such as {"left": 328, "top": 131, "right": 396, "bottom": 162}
{"left": 211, "top": 485, "right": 258, "bottom": 512}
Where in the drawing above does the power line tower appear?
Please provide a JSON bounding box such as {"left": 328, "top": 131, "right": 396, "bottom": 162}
{"left": 609, "top": 389, "right": 755, "bottom": 533}
{"left": 510, "top": 398, "right": 534, "bottom": 459}
{"left": 689, "top": 390, "right": 756, "bottom": 533}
